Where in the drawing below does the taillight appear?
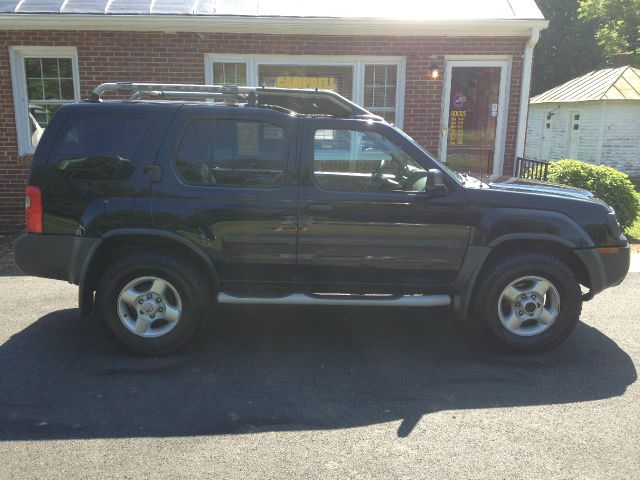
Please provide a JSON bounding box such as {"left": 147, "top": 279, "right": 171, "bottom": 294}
{"left": 25, "top": 185, "right": 42, "bottom": 234}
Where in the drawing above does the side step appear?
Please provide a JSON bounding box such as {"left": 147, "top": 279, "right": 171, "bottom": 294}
{"left": 217, "top": 293, "right": 451, "bottom": 307}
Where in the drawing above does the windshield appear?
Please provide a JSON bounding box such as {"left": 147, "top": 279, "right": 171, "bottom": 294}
{"left": 393, "top": 126, "right": 464, "bottom": 184}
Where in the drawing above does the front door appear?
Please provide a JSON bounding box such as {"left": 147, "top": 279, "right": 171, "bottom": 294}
{"left": 440, "top": 61, "right": 509, "bottom": 176}
{"left": 297, "top": 118, "right": 470, "bottom": 292}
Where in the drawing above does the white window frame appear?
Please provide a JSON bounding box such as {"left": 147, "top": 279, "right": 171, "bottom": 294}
{"left": 9, "top": 46, "right": 81, "bottom": 156}
{"left": 204, "top": 54, "right": 406, "bottom": 128}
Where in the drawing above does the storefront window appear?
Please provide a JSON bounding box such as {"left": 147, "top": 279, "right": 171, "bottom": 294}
{"left": 364, "top": 64, "right": 397, "bottom": 124}
{"left": 212, "top": 62, "right": 247, "bottom": 85}
{"left": 257, "top": 64, "right": 354, "bottom": 100}
{"left": 9, "top": 46, "right": 80, "bottom": 155}
{"left": 206, "top": 56, "right": 404, "bottom": 127}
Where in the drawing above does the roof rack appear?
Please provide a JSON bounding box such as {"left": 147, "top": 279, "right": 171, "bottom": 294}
{"left": 87, "top": 82, "right": 380, "bottom": 119}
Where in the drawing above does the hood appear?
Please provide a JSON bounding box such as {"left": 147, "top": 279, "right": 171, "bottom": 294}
{"left": 483, "top": 176, "right": 595, "bottom": 200}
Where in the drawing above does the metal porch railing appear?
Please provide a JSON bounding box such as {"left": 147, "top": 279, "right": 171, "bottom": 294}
{"left": 514, "top": 157, "right": 550, "bottom": 181}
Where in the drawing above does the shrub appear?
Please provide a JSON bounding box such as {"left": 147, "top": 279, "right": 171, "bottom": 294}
{"left": 547, "top": 160, "right": 640, "bottom": 231}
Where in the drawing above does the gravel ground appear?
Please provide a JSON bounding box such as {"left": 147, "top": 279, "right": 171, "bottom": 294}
{"left": 0, "top": 270, "right": 638, "bottom": 479}
{"left": 0, "top": 234, "right": 20, "bottom": 276}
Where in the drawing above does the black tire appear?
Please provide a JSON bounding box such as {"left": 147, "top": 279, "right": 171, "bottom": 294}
{"left": 473, "top": 253, "right": 582, "bottom": 354}
{"left": 95, "top": 251, "right": 209, "bottom": 355}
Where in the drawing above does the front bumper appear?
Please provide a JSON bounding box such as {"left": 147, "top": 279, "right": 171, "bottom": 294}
{"left": 14, "top": 233, "right": 102, "bottom": 284}
{"left": 574, "top": 244, "right": 630, "bottom": 296}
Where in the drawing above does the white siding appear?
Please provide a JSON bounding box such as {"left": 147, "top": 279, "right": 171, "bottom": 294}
{"left": 600, "top": 102, "right": 640, "bottom": 177}
{"left": 524, "top": 105, "right": 543, "bottom": 159}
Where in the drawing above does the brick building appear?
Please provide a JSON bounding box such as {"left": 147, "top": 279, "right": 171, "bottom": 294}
{"left": 0, "top": 0, "right": 547, "bottom": 232}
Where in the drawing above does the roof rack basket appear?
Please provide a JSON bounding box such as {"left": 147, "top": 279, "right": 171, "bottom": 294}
{"left": 87, "top": 82, "right": 377, "bottom": 118}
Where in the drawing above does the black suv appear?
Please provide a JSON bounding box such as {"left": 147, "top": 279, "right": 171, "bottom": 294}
{"left": 15, "top": 82, "right": 630, "bottom": 355}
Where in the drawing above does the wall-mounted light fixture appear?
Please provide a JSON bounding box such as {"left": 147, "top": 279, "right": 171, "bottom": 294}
{"left": 428, "top": 56, "right": 440, "bottom": 80}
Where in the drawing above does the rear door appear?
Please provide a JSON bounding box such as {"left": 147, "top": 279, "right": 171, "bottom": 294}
{"left": 297, "top": 118, "right": 470, "bottom": 292}
{"left": 151, "top": 105, "right": 299, "bottom": 289}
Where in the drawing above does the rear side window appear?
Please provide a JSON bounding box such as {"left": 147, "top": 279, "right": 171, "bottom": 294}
{"left": 49, "top": 113, "right": 152, "bottom": 180}
{"left": 174, "top": 118, "right": 286, "bottom": 188}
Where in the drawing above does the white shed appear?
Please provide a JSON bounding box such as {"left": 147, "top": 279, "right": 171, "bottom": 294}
{"left": 524, "top": 66, "right": 640, "bottom": 178}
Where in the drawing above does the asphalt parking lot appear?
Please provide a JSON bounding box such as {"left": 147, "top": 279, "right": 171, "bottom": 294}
{"left": 0, "top": 263, "right": 639, "bottom": 479}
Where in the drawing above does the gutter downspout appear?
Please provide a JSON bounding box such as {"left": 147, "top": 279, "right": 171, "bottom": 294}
{"left": 514, "top": 27, "right": 540, "bottom": 175}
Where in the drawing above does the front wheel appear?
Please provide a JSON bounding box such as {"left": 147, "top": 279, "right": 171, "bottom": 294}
{"left": 474, "top": 253, "right": 582, "bottom": 353}
{"left": 95, "top": 251, "right": 209, "bottom": 355}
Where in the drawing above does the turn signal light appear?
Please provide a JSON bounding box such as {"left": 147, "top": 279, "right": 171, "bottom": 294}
{"left": 25, "top": 185, "right": 42, "bottom": 234}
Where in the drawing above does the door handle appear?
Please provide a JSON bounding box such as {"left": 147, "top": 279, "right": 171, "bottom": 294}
{"left": 308, "top": 204, "right": 333, "bottom": 212}
{"left": 143, "top": 164, "right": 163, "bottom": 183}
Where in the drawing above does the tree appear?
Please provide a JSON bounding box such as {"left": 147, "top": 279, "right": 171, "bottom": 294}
{"left": 532, "top": 0, "right": 604, "bottom": 95}
{"left": 579, "top": 0, "right": 640, "bottom": 63}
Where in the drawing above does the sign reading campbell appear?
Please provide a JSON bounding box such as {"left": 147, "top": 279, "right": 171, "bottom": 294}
{"left": 275, "top": 76, "right": 337, "bottom": 90}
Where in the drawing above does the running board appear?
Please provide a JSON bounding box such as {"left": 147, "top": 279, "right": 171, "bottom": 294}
{"left": 217, "top": 293, "right": 451, "bottom": 307}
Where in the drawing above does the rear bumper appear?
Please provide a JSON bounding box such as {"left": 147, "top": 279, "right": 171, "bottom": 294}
{"left": 574, "top": 244, "right": 630, "bottom": 295}
{"left": 14, "top": 233, "right": 102, "bottom": 284}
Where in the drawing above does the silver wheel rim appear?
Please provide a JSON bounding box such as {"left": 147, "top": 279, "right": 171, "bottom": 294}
{"left": 497, "top": 275, "right": 561, "bottom": 337}
{"left": 117, "top": 276, "right": 182, "bottom": 338}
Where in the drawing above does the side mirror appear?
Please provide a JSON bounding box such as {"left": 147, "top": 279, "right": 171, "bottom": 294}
{"left": 425, "top": 169, "right": 449, "bottom": 196}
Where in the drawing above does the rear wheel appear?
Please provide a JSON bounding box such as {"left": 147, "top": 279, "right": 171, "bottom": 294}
{"left": 95, "top": 251, "right": 209, "bottom": 355}
{"left": 474, "top": 253, "right": 582, "bottom": 353}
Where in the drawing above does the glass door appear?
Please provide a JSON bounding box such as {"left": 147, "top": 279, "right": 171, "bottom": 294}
{"left": 440, "top": 61, "right": 509, "bottom": 176}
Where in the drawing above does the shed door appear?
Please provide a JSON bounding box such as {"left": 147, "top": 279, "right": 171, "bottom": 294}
{"left": 566, "top": 111, "right": 581, "bottom": 159}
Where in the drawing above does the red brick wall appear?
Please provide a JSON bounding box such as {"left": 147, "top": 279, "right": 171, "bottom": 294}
{"left": 0, "top": 30, "right": 527, "bottom": 231}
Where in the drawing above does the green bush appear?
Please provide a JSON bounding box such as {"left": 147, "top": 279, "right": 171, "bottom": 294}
{"left": 547, "top": 160, "right": 640, "bottom": 231}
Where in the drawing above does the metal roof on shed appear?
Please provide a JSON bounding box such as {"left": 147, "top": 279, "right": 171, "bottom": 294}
{"left": 531, "top": 66, "right": 640, "bottom": 104}
{"left": 0, "top": 0, "right": 544, "bottom": 19}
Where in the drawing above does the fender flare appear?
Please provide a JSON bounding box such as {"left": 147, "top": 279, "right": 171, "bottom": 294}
{"left": 78, "top": 228, "right": 219, "bottom": 317}
{"left": 452, "top": 232, "right": 596, "bottom": 324}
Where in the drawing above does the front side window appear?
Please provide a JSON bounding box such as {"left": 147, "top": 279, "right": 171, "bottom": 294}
{"left": 175, "top": 119, "right": 286, "bottom": 188}
{"left": 313, "top": 128, "right": 426, "bottom": 193}
{"left": 10, "top": 47, "right": 80, "bottom": 154}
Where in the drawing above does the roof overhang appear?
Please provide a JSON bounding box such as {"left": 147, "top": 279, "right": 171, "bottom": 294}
{"left": 0, "top": 14, "right": 548, "bottom": 36}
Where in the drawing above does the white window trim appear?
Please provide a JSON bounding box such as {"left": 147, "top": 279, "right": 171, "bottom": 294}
{"left": 9, "top": 46, "right": 81, "bottom": 156}
{"left": 204, "top": 54, "right": 406, "bottom": 128}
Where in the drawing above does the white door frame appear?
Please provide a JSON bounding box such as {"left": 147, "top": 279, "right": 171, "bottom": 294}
{"left": 439, "top": 58, "right": 511, "bottom": 175}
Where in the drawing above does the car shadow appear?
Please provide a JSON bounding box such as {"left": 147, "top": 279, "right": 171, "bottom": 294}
{"left": 0, "top": 305, "right": 636, "bottom": 440}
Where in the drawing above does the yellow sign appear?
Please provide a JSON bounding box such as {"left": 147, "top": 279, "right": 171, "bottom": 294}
{"left": 449, "top": 110, "right": 467, "bottom": 146}
{"left": 275, "top": 76, "right": 337, "bottom": 90}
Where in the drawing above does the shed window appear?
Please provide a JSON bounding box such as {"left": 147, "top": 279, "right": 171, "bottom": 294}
{"left": 9, "top": 46, "right": 80, "bottom": 155}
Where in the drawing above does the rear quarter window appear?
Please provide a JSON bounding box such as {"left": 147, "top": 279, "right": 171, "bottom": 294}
{"left": 48, "top": 113, "right": 153, "bottom": 180}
